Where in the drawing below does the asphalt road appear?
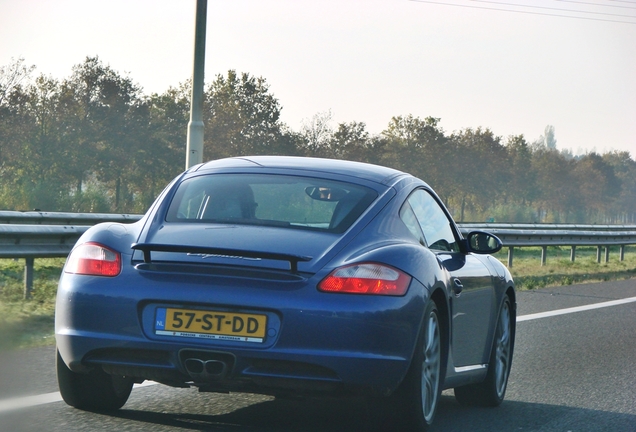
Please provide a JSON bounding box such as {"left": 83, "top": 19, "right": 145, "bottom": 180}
{"left": 1, "top": 279, "right": 635, "bottom": 431}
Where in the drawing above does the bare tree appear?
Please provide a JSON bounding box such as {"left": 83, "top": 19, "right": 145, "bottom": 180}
{"left": 0, "top": 58, "right": 35, "bottom": 106}
{"left": 299, "top": 110, "right": 334, "bottom": 156}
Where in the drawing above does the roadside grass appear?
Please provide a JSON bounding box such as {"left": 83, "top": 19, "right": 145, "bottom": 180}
{"left": 1, "top": 246, "right": 635, "bottom": 350}
{"left": 0, "top": 258, "right": 62, "bottom": 350}
{"left": 493, "top": 245, "right": 636, "bottom": 290}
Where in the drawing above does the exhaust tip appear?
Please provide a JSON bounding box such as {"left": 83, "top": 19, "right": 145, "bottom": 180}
{"left": 184, "top": 358, "right": 204, "bottom": 374}
{"left": 205, "top": 360, "right": 226, "bottom": 376}
{"left": 180, "top": 350, "right": 235, "bottom": 382}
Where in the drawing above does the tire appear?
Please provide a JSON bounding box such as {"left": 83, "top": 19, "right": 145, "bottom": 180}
{"left": 367, "top": 301, "right": 443, "bottom": 431}
{"left": 454, "top": 296, "right": 513, "bottom": 407}
{"left": 56, "top": 348, "right": 133, "bottom": 411}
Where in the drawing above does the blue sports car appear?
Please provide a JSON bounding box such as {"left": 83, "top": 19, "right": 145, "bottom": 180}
{"left": 55, "top": 156, "right": 515, "bottom": 431}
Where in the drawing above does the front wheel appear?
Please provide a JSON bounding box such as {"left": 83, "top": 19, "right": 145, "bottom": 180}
{"left": 368, "top": 301, "right": 443, "bottom": 431}
{"left": 454, "top": 296, "right": 513, "bottom": 407}
{"left": 56, "top": 348, "right": 133, "bottom": 411}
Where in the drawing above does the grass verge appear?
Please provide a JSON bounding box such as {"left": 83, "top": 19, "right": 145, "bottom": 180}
{"left": 1, "top": 246, "right": 635, "bottom": 350}
{"left": 494, "top": 245, "right": 636, "bottom": 290}
{"left": 0, "top": 258, "right": 62, "bottom": 350}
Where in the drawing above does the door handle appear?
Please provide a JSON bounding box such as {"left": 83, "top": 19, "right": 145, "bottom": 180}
{"left": 452, "top": 278, "right": 463, "bottom": 296}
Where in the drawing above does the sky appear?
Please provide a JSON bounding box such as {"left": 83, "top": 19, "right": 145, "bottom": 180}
{"left": 1, "top": 0, "right": 635, "bottom": 158}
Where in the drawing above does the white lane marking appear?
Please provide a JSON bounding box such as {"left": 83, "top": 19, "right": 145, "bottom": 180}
{"left": 0, "top": 381, "right": 156, "bottom": 414}
{"left": 2, "top": 295, "right": 636, "bottom": 413}
{"left": 517, "top": 296, "right": 636, "bottom": 322}
{"left": 0, "top": 392, "right": 62, "bottom": 413}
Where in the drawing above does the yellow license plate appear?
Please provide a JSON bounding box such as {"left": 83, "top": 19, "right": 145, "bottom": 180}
{"left": 155, "top": 308, "right": 267, "bottom": 343}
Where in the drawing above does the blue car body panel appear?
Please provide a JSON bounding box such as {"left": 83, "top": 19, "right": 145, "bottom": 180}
{"left": 55, "top": 156, "right": 514, "bottom": 398}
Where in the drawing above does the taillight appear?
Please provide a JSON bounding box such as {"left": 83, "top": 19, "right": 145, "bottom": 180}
{"left": 318, "top": 263, "right": 411, "bottom": 296}
{"left": 64, "top": 242, "right": 122, "bottom": 277}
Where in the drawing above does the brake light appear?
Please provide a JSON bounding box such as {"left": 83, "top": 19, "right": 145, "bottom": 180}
{"left": 318, "top": 263, "right": 411, "bottom": 296}
{"left": 64, "top": 242, "right": 122, "bottom": 277}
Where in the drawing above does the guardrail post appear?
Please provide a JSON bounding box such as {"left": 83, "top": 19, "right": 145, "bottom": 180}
{"left": 24, "top": 257, "right": 34, "bottom": 299}
{"left": 596, "top": 246, "right": 602, "bottom": 263}
{"left": 570, "top": 245, "right": 576, "bottom": 262}
{"left": 620, "top": 245, "right": 625, "bottom": 261}
{"left": 507, "top": 247, "right": 514, "bottom": 268}
{"left": 604, "top": 246, "right": 610, "bottom": 263}
{"left": 541, "top": 246, "right": 547, "bottom": 266}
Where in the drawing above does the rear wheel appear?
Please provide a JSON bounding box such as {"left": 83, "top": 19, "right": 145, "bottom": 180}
{"left": 368, "top": 301, "right": 442, "bottom": 431}
{"left": 454, "top": 296, "right": 513, "bottom": 407}
{"left": 56, "top": 348, "right": 133, "bottom": 411}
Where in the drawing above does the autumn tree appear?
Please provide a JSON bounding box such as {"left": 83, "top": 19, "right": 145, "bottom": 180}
{"left": 447, "top": 127, "right": 507, "bottom": 221}
{"left": 137, "top": 83, "right": 191, "bottom": 209}
{"left": 571, "top": 152, "right": 620, "bottom": 221}
{"left": 601, "top": 151, "right": 636, "bottom": 223}
{"left": 1, "top": 58, "right": 635, "bottom": 222}
{"left": 380, "top": 116, "right": 451, "bottom": 198}
{"left": 0, "top": 59, "right": 69, "bottom": 210}
{"left": 330, "top": 121, "right": 373, "bottom": 162}
{"left": 204, "top": 70, "right": 293, "bottom": 159}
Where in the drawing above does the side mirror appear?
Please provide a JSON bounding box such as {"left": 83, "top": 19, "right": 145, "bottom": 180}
{"left": 466, "top": 231, "right": 502, "bottom": 254}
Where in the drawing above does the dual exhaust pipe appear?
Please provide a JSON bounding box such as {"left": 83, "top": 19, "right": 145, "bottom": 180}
{"left": 180, "top": 350, "right": 234, "bottom": 382}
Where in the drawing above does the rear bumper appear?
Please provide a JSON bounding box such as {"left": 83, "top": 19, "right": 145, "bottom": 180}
{"left": 55, "top": 268, "right": 427, "bottom": 397}
{"left": 56, "top": 332, "right": 412, "bottom": 397}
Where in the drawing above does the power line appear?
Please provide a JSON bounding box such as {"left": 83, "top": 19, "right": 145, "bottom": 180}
{"left": 556, "top": 0, "right": 636, "bottom": 10}
{"left": 409, "top": 0, "right": 636, "bottom": 24}
{"left": 469, "top": 0, "right": 636, "bottom": 17}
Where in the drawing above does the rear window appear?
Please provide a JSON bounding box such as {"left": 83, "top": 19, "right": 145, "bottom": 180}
{"left": 165, "top": 174, "right": 378, "bottom": 233}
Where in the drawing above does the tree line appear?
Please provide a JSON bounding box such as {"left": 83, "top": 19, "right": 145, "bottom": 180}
{"left": 1, "top": 57, "right": 634, "bottom": 223}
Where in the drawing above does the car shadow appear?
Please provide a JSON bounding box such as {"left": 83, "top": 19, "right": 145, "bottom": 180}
{"left": 98, "top": 395, "right": 368, "bottom": 431}
{"left": 431, "top": 394, "right": 636, "bottom": 431}
{"left": 100, "top": 393, "right": 636, "bottom": 432}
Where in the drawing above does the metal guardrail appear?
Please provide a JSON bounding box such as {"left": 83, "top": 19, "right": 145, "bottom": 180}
{"left": 458, "top": 223, "right": 636, "bottom": 268}
{"left": 0, "top": 225, "right": 90, "bottom": 259}
{"left": 0, "top": 210, "right": 142, "bottom": 225}
{"left": 459, "top": 223, "right": 636, "bottom": 231}
{"left": 0, "top": 213, "right": 142, "bottom": 298}
{"left": 1, "top": 212, "right": 635, "bottom": 298}
{"left": 0, "top": 212, "right": 142, "bottom": 259}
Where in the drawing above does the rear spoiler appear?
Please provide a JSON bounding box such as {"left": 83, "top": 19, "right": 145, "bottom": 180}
{"left": 131, "top": 243, "right": 312, "bottom": 273}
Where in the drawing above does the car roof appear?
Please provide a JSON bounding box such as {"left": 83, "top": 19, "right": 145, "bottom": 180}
{"left": 194, "top": 156, "right": 409, "bottom": 186}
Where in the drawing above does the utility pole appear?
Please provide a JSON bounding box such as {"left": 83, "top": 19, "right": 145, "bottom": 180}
{"left": 185, "top": 0, "right": 207, "bottom": 169}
